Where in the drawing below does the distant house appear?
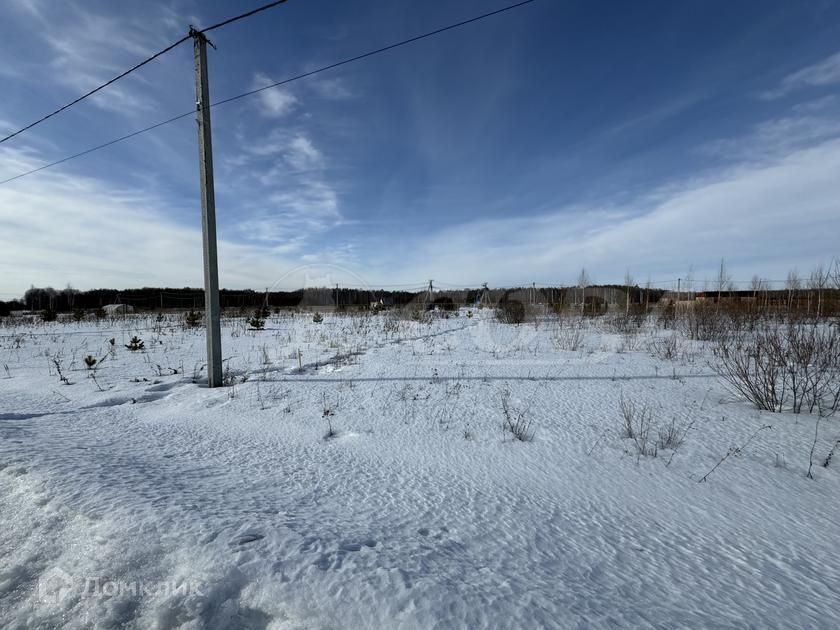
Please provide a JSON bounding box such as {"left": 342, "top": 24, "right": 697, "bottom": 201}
{"left": 370, "top": 297, "right": 395, "bottom": 310}
{"left": 103, "top": 304, "right": 134, "bottom": 315}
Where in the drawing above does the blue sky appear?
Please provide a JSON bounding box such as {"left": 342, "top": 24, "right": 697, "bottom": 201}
{"left": 2, "top": 0, "right": 840, "bottom": 298}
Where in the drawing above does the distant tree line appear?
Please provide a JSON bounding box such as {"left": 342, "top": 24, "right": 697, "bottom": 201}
{"left": 2, "top": 285, "right": 427, "bottom": 314}
{"left": 0, "top": 284, "right": 669, "bottom": 317}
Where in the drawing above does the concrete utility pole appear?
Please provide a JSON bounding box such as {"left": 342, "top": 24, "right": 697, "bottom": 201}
{"left": 191, "top": 27, "right": 222, "bottom": 388}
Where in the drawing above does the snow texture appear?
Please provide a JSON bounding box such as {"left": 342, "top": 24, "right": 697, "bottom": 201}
{"left": 0, "top": 310, "right": 838, "bottom": 628}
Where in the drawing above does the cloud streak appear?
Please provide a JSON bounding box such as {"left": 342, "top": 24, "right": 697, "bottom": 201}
{"left": 251, "top": 73, "right": 299, "bottom": 118}
{"left": 762, "top": 50, "right": 840, "bottom": 100}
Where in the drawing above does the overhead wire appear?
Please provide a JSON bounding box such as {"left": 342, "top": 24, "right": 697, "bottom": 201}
{"left": 0, "top": 0, "right": 294, "bottom": 146}
{"left": 0, "top": 0, "right": 540, "bottom": 186}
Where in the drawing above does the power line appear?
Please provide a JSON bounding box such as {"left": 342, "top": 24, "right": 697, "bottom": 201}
{"left": 0, "top": 34, "right": 191, "bottom": 146}
{"left": 200, "top": 0, "right": 290, "bottom": 34}
{"left": 210, "top": 0, "right": 539, "bottom": 110}
{"left": 0, "top": 0, "right": 540, "bottom": 186}
{"left": 0, "top": 112, "right": 194, "bottom": 185}
{"left": 0, "top": 0, "right": 292, "bottom": 146}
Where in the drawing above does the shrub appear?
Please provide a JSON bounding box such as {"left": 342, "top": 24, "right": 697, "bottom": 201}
{"left": 552, "top": 318, "right": 585, "bottom": 351}
{"left": 582, "top": 295, "right": 608, "bottom": 317}
{"left": 647, "top": 332, "right": 681, "bottom": 361}
{"left": 184, "top": 309, "right": 201, "bottom": 328}
{"left": 657, "top": 300, "right": 676, "bottom": 328}
{"left": 322, "top": 394, "right": 337, "bottom": 439}
{"left": 501, "top": 389, "right": 534, "bottom": 442}
{"left": 496, "top": 300, "right": 526, "bottom": 324}
{"left": 125, "top": 336, "right": 144, "bottom": 351}
{"left": 429, "top": 296, "right": 457, "bottom": 312}
{"left": 248, "top": 309, "right": 266, "bottom": 330}
{"left": 94, "top": 307, "right": 107, "bottom": 320}
{"left": 657, "top": 417, "right": 684, "bottom": 450}
{"left": 41, "top": 309, "right": 57, "bottom": 322}
{"left": 679, "top": 302, "right": 729, "bottom": 342}
{"left": 619, "top": 393, "right": 656, "bottom": 457}
{"left": 72, "top": 309, "right": 86, "bottom": 322}
{"left": 312, "top": 312, "right": 324, "bottom": 323}
{"left": 713, "top": 320, "right": 840, "bottom": 414}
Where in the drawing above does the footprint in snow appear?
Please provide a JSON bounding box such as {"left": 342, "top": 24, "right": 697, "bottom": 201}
{"left": 418, "top": 526, "right": 449, "bottom": 539}
{"left": 146, "top": 381, "right": 181, "bottom": 393}
{"left": 314, "top": 539, "right": 377, "bottom": 570}
{"left": 230, "top": 532, "right": 265, "bottom": 548}
{"left": 339, "top": 539, "right": 377, "bottom": 552}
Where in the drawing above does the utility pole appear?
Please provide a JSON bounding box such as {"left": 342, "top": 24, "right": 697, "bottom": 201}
{"left": 191, "top": 27, "right": 222, "bottom": 388}
{"left": 428, "top": 280, "right": 434, "bottom": 303}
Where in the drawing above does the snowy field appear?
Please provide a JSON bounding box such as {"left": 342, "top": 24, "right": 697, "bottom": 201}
{"left": 1, "top": 309, "right": 838, "bottom": 629}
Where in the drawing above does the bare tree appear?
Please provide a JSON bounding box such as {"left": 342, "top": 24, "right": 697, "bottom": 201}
{"left": 808, "top": 264, "right": 829, "bottom": 319}
{"left": 717, "top": 258, "right": 732, "bottom": 303}
{"left": 577, "top": 268, "right": 590, "bottom": 311}
{"left": 624, "top": 269, "right": 633, "bottom": 315}
{"left": 750, "top": 275, "right": 769, "bottom": 310}
{"left": 786, "top": 269, "right": 802, "bottom": 313}
{"left": 685, "top": 264, "right": 695, "bottom": 300}
{"left": 831, "top": 257, "right": 840, "bottom": 290}
{"left": 62, "top": 283, "right": 79, "bottom": 309}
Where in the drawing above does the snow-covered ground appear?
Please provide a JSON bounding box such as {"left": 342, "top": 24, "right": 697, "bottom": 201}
{"left": 1, "top": 310, "right": 838, "bottom": 629}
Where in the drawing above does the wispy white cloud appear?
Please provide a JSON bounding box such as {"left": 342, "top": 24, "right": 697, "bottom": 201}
{"left": 5, "top": 2, "right": 184, "bottom": 116}
{"left": 307, "top": 77, "right": 356, "bottom": 100}
{"left": 242, "top": 130, "right": 323, "bottom": 169}
{"left": 369, "top": 135, "right": 840, "bottom": 287}
{"left": 284, "top": 135, "right": 322, "bottom": 170}
{"left": 762, "top": 50, "right": 840, "bottom": 100}
{"left": 0, "top": 145, "right": 355, "bottom": 295}
{"left": 699, "top": 97, "right": 840, "bottom": 163}
{"left": 251, "top": 73, "right": 299, "bottom": 118}
{"left": 223, "top": 127, "right": 343, "bottom": 250}
{"left": 3, "top": 127, "right": 838, "bottom": 295}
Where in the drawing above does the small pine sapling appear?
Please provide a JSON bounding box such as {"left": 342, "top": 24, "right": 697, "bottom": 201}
{"left": 184, "top": 309, "right": 201, "bottom": 328}
{"left": 125, "top": 336, "right": 145, "bottom": 351}
{"left": 248, "top": 309, "right": 266, "bottom": 330}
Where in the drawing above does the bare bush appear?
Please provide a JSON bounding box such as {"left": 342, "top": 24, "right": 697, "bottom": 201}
{"left": 619, "top": 393, "right": 656, "bottom": 457}
{"left": 713, "top": 320, "right": 840, "bottom": 414}
{"left": 657, "top": 417, "right": 684, "bottom": 450}
{"left": 496, "top": 300, "right": 526, "bottom": 325}
{"left": 501, "top": 389, "right": 534, "bottom": 442}
{"left": 398, "top": 304, "right": 432, "bottom": 324}
{"left": 322, "top": 393, "right": 337, "bottom": 439}
{"left": 647, "top": 332, "right": 681, "bottom": 361}
{"left": 551, "top": 318, "right": 585, "bottom": 351}
{"left": 678, "top": 302, "right": 730, "bottom": 342}
{"left": 382, "top": 311, "right": 403, "bottom": 336}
